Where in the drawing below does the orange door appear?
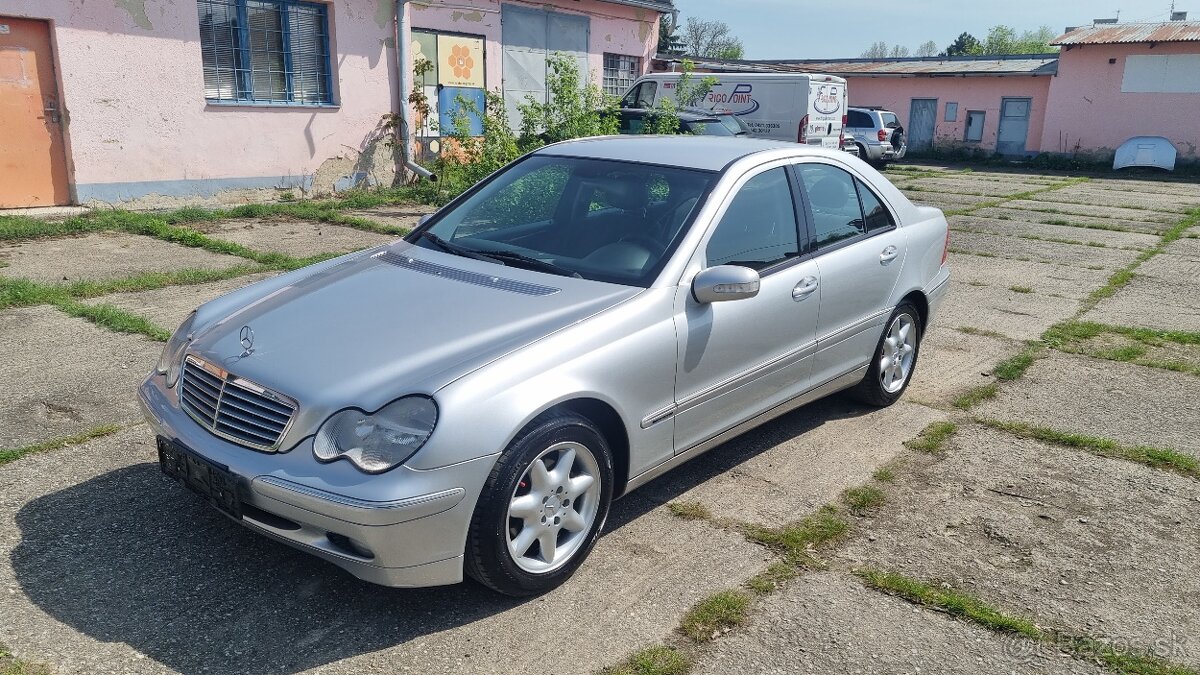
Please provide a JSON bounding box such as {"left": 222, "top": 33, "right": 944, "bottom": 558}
{"left": 0, "top": 16, "right": 69, "bottom": 207}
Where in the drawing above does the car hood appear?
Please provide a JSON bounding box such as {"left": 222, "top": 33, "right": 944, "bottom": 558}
{"left": 186, "top": 241, "right": 641, "bottom": 431}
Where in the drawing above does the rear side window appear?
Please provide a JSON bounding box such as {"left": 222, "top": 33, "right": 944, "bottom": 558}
{"left": 796, "top": 164, "right": 865, "bottom": 249}
{"left": 706, "top": 168, "right": 800, "bottom": 270}
{"left": 848, "top": 110, "right": 873, "bottom": 128}
{"left": 855, "top": 179, "right": 895, "bottom": 232}
{"left": 881, "top": 112, "right": 900, "bottom": 129}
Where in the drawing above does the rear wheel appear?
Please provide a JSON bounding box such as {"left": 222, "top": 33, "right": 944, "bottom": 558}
{"left": 852, "top": 302, "right": 921, "bottom": 407}
{"left": 465, "top": 412, "right": 613, "bottom": 596}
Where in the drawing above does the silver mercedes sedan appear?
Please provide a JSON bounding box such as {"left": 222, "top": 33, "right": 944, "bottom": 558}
{"left": 140, "top": 136, "right": 950, "bottom": 596}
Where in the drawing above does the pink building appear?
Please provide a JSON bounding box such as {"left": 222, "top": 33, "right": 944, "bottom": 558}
{"left": 0, "top": 0, "right": 667, "bottom": 207}
{"left": 655, "top": 18, "right": 1200, "bottom": 163}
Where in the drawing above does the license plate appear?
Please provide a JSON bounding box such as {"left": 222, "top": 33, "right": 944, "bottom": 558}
{"left": 158, "top": 437, "right": 243, "bottom": 518}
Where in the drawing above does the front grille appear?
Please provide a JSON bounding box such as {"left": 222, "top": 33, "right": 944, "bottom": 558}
{"left": 179, "top": 356, "right": 296, "bottom": 451}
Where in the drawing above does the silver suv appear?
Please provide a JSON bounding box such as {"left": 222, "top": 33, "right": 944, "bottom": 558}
{"left": 846, "top": 107, "right": 906, "bottom": 166}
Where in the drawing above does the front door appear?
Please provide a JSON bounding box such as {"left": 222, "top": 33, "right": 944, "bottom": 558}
{"left": 672, "top": 165, "right": 821, "bottom": 453}
{"left": 0, "top": 16, "right": 68, "bottom": 207}
{"left": 997, "top": 97, "right": 1032, "bottom": 156}
{"left": 907, "top": 98, "right": 937, "bottom": 153}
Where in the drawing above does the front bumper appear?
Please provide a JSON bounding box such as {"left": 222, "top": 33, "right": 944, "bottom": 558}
{"left": 139, "top": 374, "right": 498, "bottom": 587}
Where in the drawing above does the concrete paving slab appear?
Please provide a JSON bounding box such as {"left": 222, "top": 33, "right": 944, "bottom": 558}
{"left": 902, "top": 192, "right": 995, "bottom": 211}
{"left": 1087, "top": 178, "right": 1200, "bottom": 198}
{"left": 1076, "top": 332, "right": 1200, "bottom": 374}
{"left": 0, "top": 428, "right": 770, "bottom": 675}
{"left": 950, "top": 230, "right": 1139, "bottom": 270}
{"left": 947, "top": 252, "right": 1109, "bottom": 299}
{"left": 1044, "top": 184, "right": 1200, "bottom": 213}
{"left": 346, "top": 204, "right": 436, "bottom": 232}
{"left": 837, "top": 424, "right": 1200, "bottom": 667}
{"left": 0, "top": 306, "right": 160, "bottom": 449}
{"left": 693, "top": 571, "right": 1106, "bottom": 675}
{"left": 937, "top": 278, "right": 1081, "bottom": 342}
{"left": 950, "top": 215, "right": 1159, "bottom": 251}
{"left": 642, "top": 397, "right": 946, "bottom": 527}
{"left": 81, "top": 272, "right": 277, "bottom": 331}
{"left": 951, "top": 170, "right": 1072, "bottom": 184}
{"left": 907, "top": 327, "right": 1019, "bottom": 408}
{"left": 1085, "top": 238, "right": 1200, "bottom": 332}
{"left": 972, "top": 207, "right": 1174, "bottom": 235}
{"left": 199, "top": 219, "right": 396, "bottom": 258}
{"left": 0, "top": 232, "right": 245, "bottom": 284}
{"left": 1001, "top": 200, "right": 1180, "bottom": 224}
{"left": 974, "top": 351, "right": 1200, "bottom": 457}
{"left": 904, "top": 176, "right": 1055, "bottom": 197}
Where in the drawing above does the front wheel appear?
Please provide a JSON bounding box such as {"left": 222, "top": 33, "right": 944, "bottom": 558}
{"left": 852, "top": 303, "right": 922, "bottom": 407}
{"left": 465, "top": 412, "right": 613, "bottom": 596}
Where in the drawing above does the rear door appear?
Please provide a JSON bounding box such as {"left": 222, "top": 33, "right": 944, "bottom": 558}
{"left": 794, "top": 161, "right": 907, "bottom": 387}
{"left": 907, "top": 98, "right": 937, "bottom": 152}
{"left": 806, "top": 79, "right": 845, "bottom": 149}
{"left": 0, "top": 16, "right": 69, "bottom": 207}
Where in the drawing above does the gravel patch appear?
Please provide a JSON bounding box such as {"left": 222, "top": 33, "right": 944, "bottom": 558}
{"left": 0, "top": 232, "right": 245, "bottom": 284}
{"left": 346, "top": 204, "right": 436, "bottom": 231}
{"left": 80, "top": 273, "right": 277, "bottom": 331}
{"left": 837, "top": 423, "right": 1200, "bottom": 667}
{"left": 200, "top": 219, "right": 396, "bottom": 258}
{"left": 0, "top": 306, "right": 159, "bottom": 449}
{"left": 0, "top": 429, "right": 769, "bottom": 675}
{"left": 974, "top": 351, "right": 1200, "bottom": 458}
{"left": 694, "top": 571, "right": 1105, "bottom": 675}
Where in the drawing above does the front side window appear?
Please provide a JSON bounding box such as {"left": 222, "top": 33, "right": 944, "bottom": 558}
{"left": 796, "top": 164, "right": 865, "bottom": 249}
{"left": 622, "top": 80, "right": 657, "bottom": 108}
{"left": 198, "top": 0, "right": 332, "bottom": 105}
{"left": 705, "top": 168, "right": 800, "bottom": 270}
{"left": 603, "top": 54, "right": 641, "bottom": 97}
{"left": 414, "top": 156, "right": 714, "bottom": 287}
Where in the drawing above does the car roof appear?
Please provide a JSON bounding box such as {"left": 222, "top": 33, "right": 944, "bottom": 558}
{"left": 536, "top": 136, "right": 808, "bottom": 172}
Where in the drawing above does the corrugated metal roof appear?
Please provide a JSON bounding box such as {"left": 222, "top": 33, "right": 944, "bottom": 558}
{"left": 655, "top": 54, "right": 1059, "bottom": 77}
{"left": 600, "top": 0, "right": 674, "bottom": 11}
{"left": 1053, "top": 21, "right": 1200, "bottom": 45}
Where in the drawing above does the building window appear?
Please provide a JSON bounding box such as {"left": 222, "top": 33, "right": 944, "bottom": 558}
{"left": 964, "top": 110, "right": 985, "bottom": 142}
{"left": 603, "top": 54, "right": 641, "bottom": 97}
{"left": 944, "top": 102, "right": 958, "bottom": 122}
{"left": 198, "top": 0, "right": 333, "bottom": 105}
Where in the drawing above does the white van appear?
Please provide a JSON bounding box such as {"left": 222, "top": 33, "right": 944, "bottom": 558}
{"left": 620, "top": 72, "right": 848, "bottom": 148}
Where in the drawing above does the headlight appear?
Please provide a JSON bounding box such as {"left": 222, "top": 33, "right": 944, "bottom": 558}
{"left": 157, "top": 311, "right": 196, "bottom": 388}
{"left": 313, "top": 396, "right": 438, "bottom": 473}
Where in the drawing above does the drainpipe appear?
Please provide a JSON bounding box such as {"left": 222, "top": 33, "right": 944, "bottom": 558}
{"left": 395, "top": 0, "right": 416, "bottom": 178}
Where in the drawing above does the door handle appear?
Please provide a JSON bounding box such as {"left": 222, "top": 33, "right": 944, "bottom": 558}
{"left": 791, "top": 276, "right": 818, "bottom": 300}
{"left": 879, "top": 245, "right": 898, "bottom": 264}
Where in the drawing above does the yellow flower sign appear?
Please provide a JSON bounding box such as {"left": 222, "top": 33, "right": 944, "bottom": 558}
{"left": 436, "top": 35, "right": 484, "bottom": 88}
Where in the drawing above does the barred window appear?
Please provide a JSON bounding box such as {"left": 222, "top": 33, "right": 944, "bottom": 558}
{"left": 603, "top": 54, "right": 641, "bottom": 97}
{"left": 198, "top": 0, "right": 333, "bottom": 105}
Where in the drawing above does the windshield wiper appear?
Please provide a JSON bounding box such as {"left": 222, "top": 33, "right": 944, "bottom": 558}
{"left": 479, "top": 251, "right": 582, "bottom": 278}
{"left": 418, "top": 232, "right": 498, "bottom": 263}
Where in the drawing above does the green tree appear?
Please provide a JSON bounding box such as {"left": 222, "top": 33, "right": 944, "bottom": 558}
{"left": 943, "top": 32, "right": 983, "bottom": 56}
{"left": 982, "top": 25, "right": 1057, "bottom": 54}
{"left": 658, "top": 14, "right": 685, "bottom": 56}
{"left": 642, "top": 60, "right": 718, "bottom": 135}
{"left": 681, "top": 17, "right": 744, "bottom": 59}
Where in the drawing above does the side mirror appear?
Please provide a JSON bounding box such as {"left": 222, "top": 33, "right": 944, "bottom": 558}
{"left": 692, "top": 265, "right": 761, "bottom": 304}
{"left": 417, "top": 213, "right": 433, "bottom": 227}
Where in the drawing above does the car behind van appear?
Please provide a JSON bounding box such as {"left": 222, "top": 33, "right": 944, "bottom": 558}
{"left": 620, "top": 73, "right": 847, "bottom": 149}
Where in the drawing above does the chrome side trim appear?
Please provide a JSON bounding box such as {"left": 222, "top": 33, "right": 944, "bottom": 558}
{"left": 641, "top": 404, "right": 678, "bottom": 429}
{"left": 251, "top": 477, "right": 466, "bottom": 527}
{"left": 816, "top": 307, "right": 892, "bottom": 347}
{"left": 624, "top": 364, "right": 869, "bottom": 494}
{"left": 652, "top": 339, "right": 819, "bottom": 428}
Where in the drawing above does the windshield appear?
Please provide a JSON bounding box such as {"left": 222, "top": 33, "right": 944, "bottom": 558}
{"left": 685, "top": 119, "right": 735, "bottom": 136}
{"left": 409, "top": 156, "right": 716, "bottom": 287}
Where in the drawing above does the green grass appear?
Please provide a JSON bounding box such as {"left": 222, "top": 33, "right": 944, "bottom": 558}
{"left": 0, "top": 647, "right": 50, "bottom": 675}
{"left": 952, "top": 383, "right": 998, "bottom": 410}
{"left": 872, "top": 466, "right": 896, "bottom": 482}
{"left": 993, "top": 344, "right": 1041, "bottom": 381}
{"left": 842, "top": 485, "right": 886, "bottom": 515}
{"left": 1094, "top": 343, "right": 1148, "bottom": 362}
{"left": 857, "top": 569, "right": 1198, "bottom": 675}
{"left": 1008, "top": 285, "right": 1033, "bottom": 294}
{"left": 53, "top": 300, "right": 171, "bottom": 341}
{"left": 745, "top": 561, "right": 799, "bottom": 595}
{"left": 1043, "top": 320, "right": 1200, "bottom": 375}
{"left": 1075, "top": 210, "right": 1200, "bottom": 316}
{"left": 903, "top": 421, "right": 958, "bottom": 452}
{"left": 667, "top": 500, "right": 712, "bottom": 522}
{"left": 601, "top": 646, "right": 691, "bottom": 675}
{"left": 742, "top": 505, "right": 849, "bottom": 567}
{"left": 856, "top": 569, "right": 1041, "bottom": 638}
{"left": 0, "top": 424, "right": 124, "bottom": 466}
{"left": 979, "top": 419, "right": 1200, "bottom": 480}
{"left": 956, "top": 325, "right": 1007, "bottom": 339}
{"left": 679, "top": 590, "right": 752, "bottom": 642}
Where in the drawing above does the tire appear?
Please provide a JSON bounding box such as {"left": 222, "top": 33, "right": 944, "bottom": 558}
{"left": 852, "top": 302, "right": 922, "bottom": 407}
{"left": 856, "top": 143, "right": 868, "bottom": 160}
{"left": 465, "top": 412, "right": 614, "bottom": 596}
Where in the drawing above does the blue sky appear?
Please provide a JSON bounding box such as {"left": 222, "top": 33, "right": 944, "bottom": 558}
{"left": 673, "top": 0, "right": 1187, "bottom": 59}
